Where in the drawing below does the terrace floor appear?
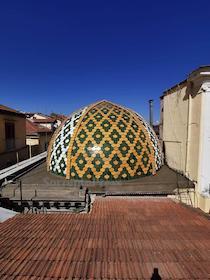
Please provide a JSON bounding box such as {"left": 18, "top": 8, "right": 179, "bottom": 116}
{"left": 2, "top": 162, "right": 194, "bottom": 200}
{"left": 0, "top": 197, "right": 210, "bottom": 279}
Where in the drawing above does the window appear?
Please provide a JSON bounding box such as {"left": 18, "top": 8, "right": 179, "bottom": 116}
{"left": 5, "top": 122, "right": 15, "bottom": 150}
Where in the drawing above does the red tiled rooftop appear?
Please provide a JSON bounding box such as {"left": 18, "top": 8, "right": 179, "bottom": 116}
{"left": 26, "top": 119, "right": 52, "bottom": 134}
{"left": 0, "top": 197, "right": 210, "bottom": 279}
{"left": 51, "top": 113, "right": 67, "bottom": 122}
{"left": 32, "top": 118, "right": 55, "bottom": 123}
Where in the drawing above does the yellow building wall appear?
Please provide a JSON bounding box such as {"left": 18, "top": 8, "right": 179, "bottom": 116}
{"left": 0, "top": 114, "right": 26, "bottom": 153}
{"left": 163, "top": 85, "right": 189, "bottom": 175}
{"left": 39, "top": 133, "right": 53, "bottom": 153}
{"left": 0, "top": 113, "right": 27, "bottom": 169}
{"left": 162, "top": 84, "right": 202, "bottom": 183}
{"left": 162, "top": 81, "right": 210, "bottom": 213}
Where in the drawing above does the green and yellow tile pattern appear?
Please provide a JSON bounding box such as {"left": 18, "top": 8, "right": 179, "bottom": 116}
{"left": 47, "top": 100, "right": 162, "bottom": 181}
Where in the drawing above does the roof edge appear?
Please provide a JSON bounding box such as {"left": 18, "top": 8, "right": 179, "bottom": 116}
{"left": 0, "top": 105, "right": 25, "bottom": 117}
{"left": 162, "top": 65, "right": 210, "bottom": 98}
{"left": 162, "top": 79, "right": 187, "bottom": 97}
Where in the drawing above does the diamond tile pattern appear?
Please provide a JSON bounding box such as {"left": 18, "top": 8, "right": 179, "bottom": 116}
{"left": 48, "top": 101, "right": 162, "bottom": 180}
{"left": 134, "top": 111, "right": 163, "bottom": 170}
{"left": 48, "top": 107, "right": 87, "bottom": 176}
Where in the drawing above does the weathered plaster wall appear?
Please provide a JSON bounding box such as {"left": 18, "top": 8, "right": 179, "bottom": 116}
{"left": 162, "top": 73, "right": 210, "bottom": 213}
{"left": 185, "top": 92, "right": 201, "bottom": 182}
{"left": 0, "top": 114, "right": 26, "bottom": 153}
{"left": 0, "top": 113, "right": 27, "bottom": 169}
{"left": 162, "top": 85, "right": 188, "bottom": 174}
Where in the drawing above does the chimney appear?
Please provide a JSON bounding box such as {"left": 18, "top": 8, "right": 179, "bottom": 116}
{"left": 149, "top": 99, "right": 154, "bottom": 126}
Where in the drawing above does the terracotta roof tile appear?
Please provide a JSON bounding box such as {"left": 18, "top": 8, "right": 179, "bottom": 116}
{"left": 50, "top": 113, "right": 67, "bottom": 122}
{"left": 0, "top": 198, "right": 210, "bottom": 279}
{"left": 26, "top": 120, "right": 52, "bottom": 134}
{"left": 32, "top": 118, "right": 55, "bottom": 123}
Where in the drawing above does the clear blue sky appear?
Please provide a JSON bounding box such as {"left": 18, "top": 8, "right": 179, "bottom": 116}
{"left": 1, "top": 1, "right": 210, "bottom": 122}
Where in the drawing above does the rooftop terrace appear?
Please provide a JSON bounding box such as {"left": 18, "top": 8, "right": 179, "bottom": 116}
{"left": 0, "top": 162, "right": 194, "bottom": 212}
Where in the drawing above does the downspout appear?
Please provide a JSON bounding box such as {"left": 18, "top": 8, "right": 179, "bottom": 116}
{"left": 184, "top": 82, "right": 191, "bottom": 177}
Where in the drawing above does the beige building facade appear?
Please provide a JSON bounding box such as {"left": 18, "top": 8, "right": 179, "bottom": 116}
{"left": 160, "top": 66, "right": 210, "bottom": 213}
{"left": 26, "top": 119, "right": 53, "bottom": 157}
{"left": 0, "top": 105, "right": 28, "bottom": 169}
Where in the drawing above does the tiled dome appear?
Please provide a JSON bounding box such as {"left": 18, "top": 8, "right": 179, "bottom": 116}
{"left": 47, "top": 100, "right": 162, "bottom": 180}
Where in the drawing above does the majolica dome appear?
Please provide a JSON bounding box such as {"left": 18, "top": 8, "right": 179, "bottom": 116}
{"left": 47, "top": 100, "right": 162, "bottom": 181}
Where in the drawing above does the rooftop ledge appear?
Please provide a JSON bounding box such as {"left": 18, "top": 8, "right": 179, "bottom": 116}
{"left": 162, "top": 65, "right": 210, "bottom": 95}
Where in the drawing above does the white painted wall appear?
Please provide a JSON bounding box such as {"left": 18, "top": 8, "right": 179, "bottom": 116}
{"left": 33, "top": 113, "right": 48, "bottom": 120}
{"left": 26, "top": 138, "right": 39, "bottom": 146}
{"left": 38, "top": 123, "right": 52, "bottom": 129}
{"left": 198, "top": 82, "right": 210, "bottom": 197}
{"left": 0, "top": 207, "right": 18, "bottom": 222}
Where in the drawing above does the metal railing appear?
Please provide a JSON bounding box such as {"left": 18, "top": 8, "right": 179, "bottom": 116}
{"left": 0, "top": 151, "right": 47, "bottom": 182}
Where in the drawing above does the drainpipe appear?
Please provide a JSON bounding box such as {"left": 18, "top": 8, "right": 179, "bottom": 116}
{"left": 185, "top": 84, "right": 191, "bottom": 177}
